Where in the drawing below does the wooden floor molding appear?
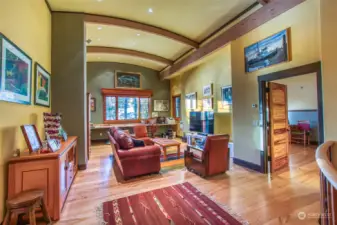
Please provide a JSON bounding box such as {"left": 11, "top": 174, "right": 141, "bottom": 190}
{"left": 54, "top": 144, "right": 320, "bottom": 225}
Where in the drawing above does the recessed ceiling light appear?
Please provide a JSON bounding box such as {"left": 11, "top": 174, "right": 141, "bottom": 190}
{"left": 97, "top": 38, "right": 101, "bottom": 41}
{"left": 148, "top": 8, "right": 153, "bottom": 13}
{"left": 98, "top": 27, "right": 102, "bottom": 30}
{"left": 97, "top": 0, "right": 103, "bottom": 2}
{"left": 137, "top": 33, "right": 140, "bottom": 36}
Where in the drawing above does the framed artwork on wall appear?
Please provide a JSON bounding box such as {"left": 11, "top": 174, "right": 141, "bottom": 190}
{"left": 34, "top": 63, "right": 51, "bottom": 107}
{"left": 221, "top": 86, "right": 232, "bottom": 105}
{"left": 203, "top": 83, "right": 213, "bottom": 97}
{"left": 202, "top": 98, "right": 213, "bottom": 110}
{"left": 154, "top": 100, "right": 169, "bottom": 112}
{"left": 186, "top": 92, "right": 197, "bottom": 110}
{"left": 21, "top": 124, "right": 42, "bottom": 153}
{"left": 90, "top": 97, "right": 96, "bottom": 112}
{"left": 115, "top": 71, "right": 141, "bottom": 89}
{"left": 244, "top": 28, "right": 290, "bottom": 73}
{"left": 0, "top": 33, "right": 32, "bottom": 105}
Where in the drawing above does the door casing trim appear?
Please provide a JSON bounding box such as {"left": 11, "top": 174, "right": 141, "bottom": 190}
{"left": 257, "top": 61, "right": 324, "bottom": 174}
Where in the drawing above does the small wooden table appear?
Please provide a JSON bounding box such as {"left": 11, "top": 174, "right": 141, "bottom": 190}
{"left": 151, "top": 138, "right": 180, "bottom": 161}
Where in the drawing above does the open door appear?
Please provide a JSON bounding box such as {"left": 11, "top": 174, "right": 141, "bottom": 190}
{"left": 268, "top": 82, "right": 289, "bottom": 173}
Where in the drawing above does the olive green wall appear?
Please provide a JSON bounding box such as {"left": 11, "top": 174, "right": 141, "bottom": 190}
{"left": 51, "top": 12, "right": 87, "bottom": 166}
{"left": 87, "top": 62, "right": 170, "bottom": 124}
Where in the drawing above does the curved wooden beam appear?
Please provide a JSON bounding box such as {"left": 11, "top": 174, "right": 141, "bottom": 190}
{"left": 85, "top": 14, "right": 199, "bottom": 49}
{"left": 257, "top": 0, "right": 269, "bottom": 6}
{"left": 160, "top": 0, "right": 305, "bottom": 79}
{"left": 87, "top": 46, "right": 173, "bottom": 65}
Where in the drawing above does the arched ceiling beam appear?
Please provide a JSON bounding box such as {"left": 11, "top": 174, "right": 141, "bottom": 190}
{"left": 160, "top": 0, "right": 305, "bottom": 79}
{"left": 87, "top": 46, "right": 173, "bottom": 66}
{"left": 257, "top": 0, "right": 269, "bottom": 5}
{"left": 85, "top": 14, "right": 199, "bottom": 49}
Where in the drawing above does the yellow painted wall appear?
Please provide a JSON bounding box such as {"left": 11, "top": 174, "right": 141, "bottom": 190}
{"left": 321, "top": 0, "right": 337, "bottom": 141}
{"left": 170, "top": 45, "right": 232, "bottom": 138}
{"left": 231, "top": 0, "right": 321, "bottom": 164}
{"left": 276, "top": 73, "right": 317, "bottom": 111}
{"left": 0, "top": 0, "right": 51, "bottom": 221}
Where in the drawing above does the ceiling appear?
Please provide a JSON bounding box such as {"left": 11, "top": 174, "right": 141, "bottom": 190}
{"left": 48, "top": 0, "right": 258, "bottom": 71}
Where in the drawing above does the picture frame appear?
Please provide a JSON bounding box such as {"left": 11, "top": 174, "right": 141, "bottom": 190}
{"left": 0, "top": 33, "right": 32, "bottom": 105}
{"left": 203, "top": 83, "right": 213, "bottom": 97}
{"left": 221, "top": 86, "right": 232, "bottom": 105}
{"left": 154, "top": 100, "right": 169, "bottom": 112}
{"left": 34, "top": 62, "right": 51, "bottom": 107}
{"left": 62, "top": 130, "right": 68, "bottom": 141}
{"left": 186, "top": 92, "right": 197, "bottom": 110}
{"left": 244, "top": 28, "right": 291, "bottom": 73}
{"left": 202, "top": 98, "right": 213, "bottom": 110}
{"left": 48, "top": 139, "right": 60, "bottom": 152}
{"left": 115, "top": 71, "right": 141, "bottom": 89}
{"left": 21, "top": 125, "right": 42, "bottom": 153}
{"left": 90, "top": 97, "right": 96, "bottom": 112}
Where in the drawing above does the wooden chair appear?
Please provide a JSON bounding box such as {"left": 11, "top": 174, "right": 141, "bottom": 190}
{"left": 3, "top": 189, "right": 51, "bottom": 225}
{"left": 290, "top": 120, "right": 311, "bottom": 147}
{"left": 185, "top": 134, "right": 230, "bottom": 177}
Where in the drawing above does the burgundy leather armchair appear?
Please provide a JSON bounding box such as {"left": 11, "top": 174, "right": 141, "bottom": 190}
{"left": 133, "top": 125, "right": 153, "bottom": 145}
{"left": 185, "top": 134, "right": 230, "bottom": 177}
{"left": 107, "top": 130, "right": 161, "bottom": 179}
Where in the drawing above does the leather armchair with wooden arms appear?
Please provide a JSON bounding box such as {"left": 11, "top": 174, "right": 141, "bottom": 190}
{"left": 185, "top": 134, "right": 230, "bottom": 177}
{"left": 133, "top": 125, "right": 153, "bottom": 145}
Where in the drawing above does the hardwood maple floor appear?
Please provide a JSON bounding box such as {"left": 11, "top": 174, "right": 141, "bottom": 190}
{"left": 55, "top": 143, "right": 320, "bottom": 225}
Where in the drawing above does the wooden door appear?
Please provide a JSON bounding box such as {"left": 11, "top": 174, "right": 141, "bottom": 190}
{"left": 268, "top": 82, "right": 289, "bottom": 172}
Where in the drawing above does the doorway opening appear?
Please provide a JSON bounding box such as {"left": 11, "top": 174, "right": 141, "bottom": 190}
{"left": 258, "top": 62, "right": 323, "bottom": 174}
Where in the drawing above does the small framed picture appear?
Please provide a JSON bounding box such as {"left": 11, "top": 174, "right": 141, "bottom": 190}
{"left": 21, "top": 125, "right": 42, "bottom": 153}
{"left": 90, "top": 97, "right": 96, "bottom": 112}
{"left": 48, "top": 139, "right": 60, "bottom": 152}
{"left": 221, "top": 86, "right": 232, "bottom": 105}
{"left": 203, "top": 84, "right": 213, "bottom": 97}
{"left": 203, "top": 98, "right": 213, "bottom": 110}
{"left": 62, "top": 131, "right": 68, "bottom": 141}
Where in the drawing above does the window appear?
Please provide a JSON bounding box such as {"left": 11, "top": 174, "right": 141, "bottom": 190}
{"left": 140, "top": 98, "right": 150, "bottom": 119}
{"left": 173, "top": 95, "right": 181, "bottom": 119}
{"left": 102, "top": 89, "right": 152, "bottom": 123}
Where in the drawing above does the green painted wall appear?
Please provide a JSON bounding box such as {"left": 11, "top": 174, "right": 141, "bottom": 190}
{"left": 51, "top": 12, "right": 87, "bottom": 166}
{"left": 87, "top": 62, "right": 170, "bottom": 124}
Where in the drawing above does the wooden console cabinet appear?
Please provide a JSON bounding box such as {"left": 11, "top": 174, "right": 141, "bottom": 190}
{"left": 8, "top": 136, "right": 78, "bottom": 221}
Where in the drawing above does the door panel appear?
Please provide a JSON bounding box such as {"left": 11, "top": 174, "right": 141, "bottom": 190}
{"left": 268, "top": 82, "right": 289, "bottom": 172}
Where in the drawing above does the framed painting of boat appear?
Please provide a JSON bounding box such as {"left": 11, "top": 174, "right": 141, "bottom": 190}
{"left": 244, "top": 28, "right": 291, "bottom": 73}
{"left": 115, "top": 71, "right": 141, "bottom": 89}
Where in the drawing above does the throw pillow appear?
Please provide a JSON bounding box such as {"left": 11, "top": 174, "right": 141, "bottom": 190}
{"left": 113, "top": 130, "right": 134, "bottom": 150}
{"left": 132, "top": 138, "right": 145, "bottom": 147}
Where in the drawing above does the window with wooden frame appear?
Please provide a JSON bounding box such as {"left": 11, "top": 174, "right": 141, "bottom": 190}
{"left": 172, "top": 95, "right": 181, "bottom": 119}
{"left": 102, "top": 89, "right": 152, "bottom": 124}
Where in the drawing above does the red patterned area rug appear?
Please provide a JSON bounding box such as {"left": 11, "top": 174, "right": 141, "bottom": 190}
{"left": 99, "top": 182, "right": 249, "bottom": 225}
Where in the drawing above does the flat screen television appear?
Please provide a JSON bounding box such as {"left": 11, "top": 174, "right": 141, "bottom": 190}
{"left": 189, "top": 111, "right": 214, "bottom": 134}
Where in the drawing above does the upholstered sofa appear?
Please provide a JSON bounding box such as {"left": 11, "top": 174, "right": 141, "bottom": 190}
{"left": 107, "top": 128, "right": 161, "bottom": 179}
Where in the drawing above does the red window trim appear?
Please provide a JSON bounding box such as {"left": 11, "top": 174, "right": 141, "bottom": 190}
{"left": 102, "top": 88, "right": 153, "bottom": 124}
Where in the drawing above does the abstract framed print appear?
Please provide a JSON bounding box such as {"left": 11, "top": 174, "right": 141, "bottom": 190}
{"left": 221, "top": 86, "right": 232, "bottom": 105}
{"left": 34, "top": 62, "right": 51, "bottom": 107}
{"left": 0, "top": 33, "right": 32, "bottom": 105}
